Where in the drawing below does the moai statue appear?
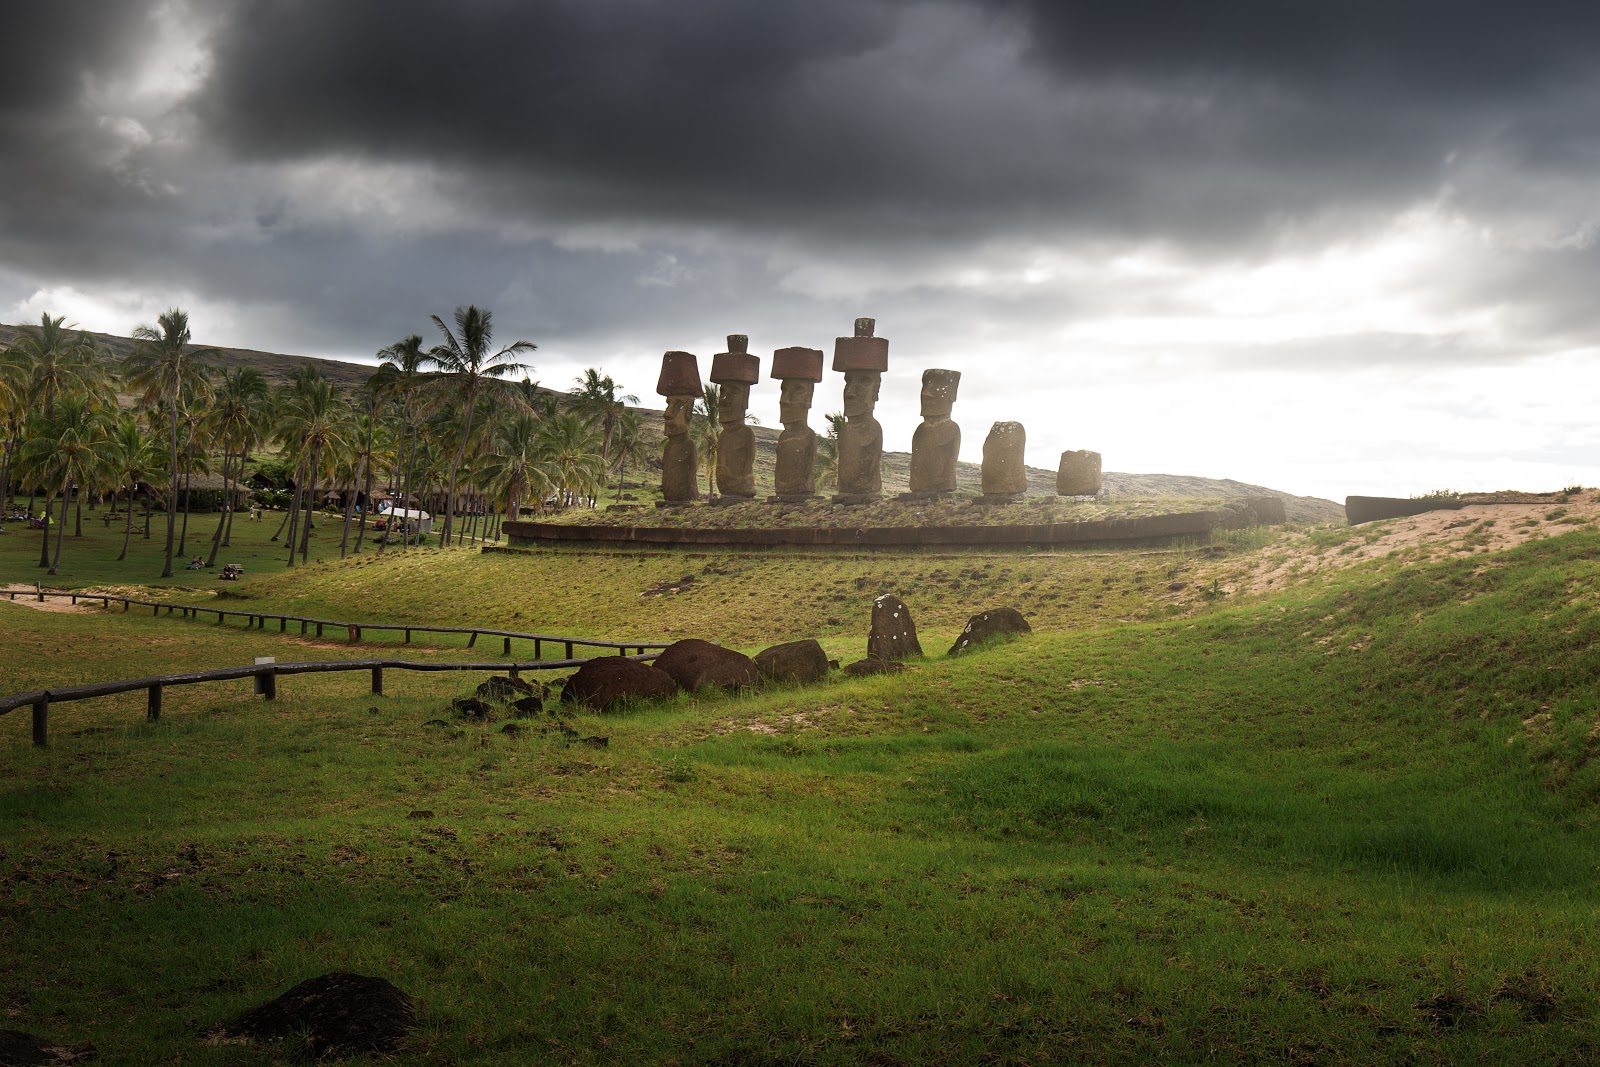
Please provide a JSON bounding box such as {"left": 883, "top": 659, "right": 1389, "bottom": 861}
{"left": 832, "top": 317, "right": 888, "bottom": 504}
{"left": 979, "top": 421, "right": 1027, "bottom": 504}
{"left": 709, "top": 335, "right": 759, "bottom": 503}
{"left": 903, "top": 369, "right": 962, "bottom": 500}
{"left": 1056, "top": 450, "right": 1102, "bottom": 497}
{"left": 655, "top": 351, "right": 702, "bottom": 506}
{"left": 770, "top": 345, "right": 825, "bottom": 502}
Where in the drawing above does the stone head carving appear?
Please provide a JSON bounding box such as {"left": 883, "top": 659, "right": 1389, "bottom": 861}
{"left": 842, "top": 369, "right": 881, "bottom": 419}
{"left": 719, "top": 382, "right": 750, "bottom": 426}
{"left": 920, "top": 369, "right": 960, "bottom": 420}
{"left": 663, "top": 394, "right": 694, "bottom": 435}
{"left": 779, "top": 378, "right": 815, "bottom": 426}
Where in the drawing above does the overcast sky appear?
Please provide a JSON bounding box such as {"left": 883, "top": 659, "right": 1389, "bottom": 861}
{"left": 4, "top": 0, "right": 1598, "bottom": 501}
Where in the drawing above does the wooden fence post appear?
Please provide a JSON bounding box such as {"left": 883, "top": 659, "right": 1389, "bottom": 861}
{"left": 503, "top": 637, "right": 511, "bottom": 656}
{"left": 348, "top": 625, "right": 360, "bottom": 644}
{"left": 370, "top": 666, "right": 383, "bottom": 696}
{"left": 147, "top": 684, "right": 162, "bottom": 721}
{"left": 467, "top": 632, "right": 478, "bottom": 649}
{"left": 31, "top": 697, "right": 47, "bottom": 746}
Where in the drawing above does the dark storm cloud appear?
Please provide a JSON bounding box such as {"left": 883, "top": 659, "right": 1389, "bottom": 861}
{"left": 0, "top": 0, "right": 153, "bottom": 119}
{"left": 190, "top": 0, "right": 1600, "bottom": 251}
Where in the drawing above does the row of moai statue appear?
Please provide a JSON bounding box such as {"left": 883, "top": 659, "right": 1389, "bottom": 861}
{"left": 656, "top": 317, "right": 1104, "bottom": 505}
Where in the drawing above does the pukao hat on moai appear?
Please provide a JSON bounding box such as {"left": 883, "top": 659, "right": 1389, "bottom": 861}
{"left": 922, "top": 368, "right": 961, "bottom": 390}
{"left": 770, "top": 346, "right": 824, "bottom": 382}
{"left": 656, "top": 351, "right": 703, "bottom": 397}
{"left": 832, "top": 316, "right": 888, "bottom": 372}
{"left": 709, "top": 334, "right": 760, "bottom": 385}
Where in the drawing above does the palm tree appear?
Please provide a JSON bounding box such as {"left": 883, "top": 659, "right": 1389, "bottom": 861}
{"left": 107, "top": 414, "right": 159, "bottom": 561}
{"left": 202, "top": 367, "right": 269, "bottom": 565}
{"left": 609, "top": 408, "right": 651, "bottom": 504}
{"left": 425, "top": 306, "right": 535, "bottom": 546}
{"left": 276, "top": 370, "right": 352, "bottom": 566}
{"left": 481, "top": 412, "right": 556, "bottom": 523}
{"left": 18, "top": 396, "right": 113, "bottom": 575}
{"left": 691, "top": 384, "right": 723, "bottom": 498}
{"left": 534, "top": 411, "right": 606, "bottom": 508}
{"left": 815, "top": 412, "right": 846, "bottom": 491}
{"left": 371, "top": 335, "right": 430, "bottom": 549}
{"left": 123, "top": 309, "right": 217, "bottom": 577}
{"left": 569, "top": 369, "right": 638, "bottom": 484}
{"left": 8, "top": 313, "right": 104, "bottom": 421}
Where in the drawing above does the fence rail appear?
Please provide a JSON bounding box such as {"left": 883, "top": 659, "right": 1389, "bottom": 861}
{"left": 0, "top": 586, "right": 669, "bottom": 659}
{"left": 1, "top": 653, "right": 657, "bottom": 746}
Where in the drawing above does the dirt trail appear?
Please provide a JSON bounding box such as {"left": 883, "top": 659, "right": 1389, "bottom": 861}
{"left": 1213, "top": 492, "right": 1599, "bottom": 599}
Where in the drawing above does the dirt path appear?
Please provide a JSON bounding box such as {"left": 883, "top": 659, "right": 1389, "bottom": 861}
{"left": 1211, "top": 492, "right": 1599, "bottom": 599}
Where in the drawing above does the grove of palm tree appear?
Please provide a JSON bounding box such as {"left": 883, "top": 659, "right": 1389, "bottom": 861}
{"left": 0, "top": 305, "right": 694, "bottom": 579}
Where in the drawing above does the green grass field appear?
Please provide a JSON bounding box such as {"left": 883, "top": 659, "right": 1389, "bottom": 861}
{"left": 4, "top": 510, "right": 1600, "bottom": 1063}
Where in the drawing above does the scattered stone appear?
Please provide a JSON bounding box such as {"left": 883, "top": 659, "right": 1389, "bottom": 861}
{"left": 366, "top": 706, "right": 380, "bottom": 715}
{"left": 450, "top": 696, "right": 495, "bottom": 722}
{"left": 213, "top": 972, "right": 415, "bottom": 1058}
{"left": 946, "top": 607, "right": 1033, "bottom": 657}
{"left": 421, "top": 719, "right": 451, "bottom": 729}
{"left": 0, "top": 1030, "right": 96, "bottom": 1065}
{"left": 476, "top": 676, "right": 535, "bottom": 704}
{"left": 561, "top": 657, "right": 679, "bottom": 711}
{"left": 1245, "top": 495, "right": 1287, "bottom": 525}
{"left": 500, "top": 722, "right": 525, "bottom": 736}
{"left": 509, "top": 696, "right": 544, "bottom": 718}
{"left": 577, "top": 735, "right": 609, "bottom": 748}
{"left": 406, "top": 810, "right": 433, "bottom": 820}
{"left": 653, "top": 639, "right": 761, "bottom": 691}
{"left": 754, "top": 639, "right": 831, "bottom": 684}
{"left": 844, "top": 658, "right": 908, "bottom": 677}
{"left": 1056, "top": 449, "right": 1102, "bottom": 496}
{"left": 867, "top": 595, "right": 923, "bottom": 662}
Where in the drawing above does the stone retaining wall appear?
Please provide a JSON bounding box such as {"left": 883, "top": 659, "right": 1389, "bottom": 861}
{"left": 503, "top": 510, "right": 1221, "bottom": 552}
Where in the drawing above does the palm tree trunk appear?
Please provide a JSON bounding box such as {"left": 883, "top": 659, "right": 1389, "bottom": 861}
{"left": 73, "top": 492, "right": 82, "bottom": 537}
{"left": 38, "top": 492, "right": 51, "bottom": 568}
{"left": 207, "top": 449, "right": 232, "bottom": 567}
{"left": 298, "top": 445, "right": 321, "bottom": 565}
{"left": 161, "top": 407, "right": 179, "bottom": 578}
{"left": 118, "top": 488, "right": 136, "bottom": 561}
{"left": 222, "top": 448, "right": 242, "bottom": 547}
{"left": 339, "top": 460, "right": 362, "bottom": 558}
{"left": 177, "top": 433, "right": 196, "bottom": 556}
{"left": 50, "top": 481, "right": 70, "bottom": 575}
{"left": 143, "top": 485, "right": 153, "bottom": 538}
{"left": 282, "top": 462, "right": 305, "bottom": 563}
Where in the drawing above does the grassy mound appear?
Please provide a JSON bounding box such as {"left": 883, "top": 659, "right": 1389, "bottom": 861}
{"left": 3, "top": 532, "right": 1600, "bottom": 1062}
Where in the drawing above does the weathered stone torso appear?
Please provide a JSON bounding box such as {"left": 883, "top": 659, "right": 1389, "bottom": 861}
{"left": 716, "top": 424, "right": 757, "bottom": 498}
{"left": 774, "top": 425, "right": 818, "bottom": 497}
{"left": 661, "top": 432, "right": 698, "bottom": 502}
{"left": 909, "top": 419, "right": 961, "bottom": 493}
{"left": 837, "top": 417, "right": 883, "bottom": 496}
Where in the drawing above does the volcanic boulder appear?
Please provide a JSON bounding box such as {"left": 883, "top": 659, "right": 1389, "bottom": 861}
{"left": 653, "top": 639, "right": 761, "bottom": 692}
{"left": 754, "top": 639, "right": 831, "bottom": 684}
{"left": 561, "top": 657, "right": 679, "bottom": 711}
{"left": 947, "top": 607, "right": 1032, "bottom": 657}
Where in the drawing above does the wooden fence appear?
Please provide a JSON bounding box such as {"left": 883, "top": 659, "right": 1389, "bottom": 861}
{"left": 0, "top": 653, "right": 658, "bottom": 747}
{"left": 0, "top": 586, "right": 668, "bottom": 659}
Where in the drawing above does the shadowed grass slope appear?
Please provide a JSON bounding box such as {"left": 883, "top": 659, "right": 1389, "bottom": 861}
{"left": 3, "top": 532, "right": 1600, "bottom": 1062}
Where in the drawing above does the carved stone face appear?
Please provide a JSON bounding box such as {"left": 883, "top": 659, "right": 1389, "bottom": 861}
{"left": 920, "top": 377, "right": 957, "bottom": 418}
{"left": 779, "top": 379, "right": 815, "bottom": 425}
{"left": 719, "top": 382, "right": 750, "bottom": 425}
{"left": 664, "top": 395, "right": 694, "bottom": 435}
{"left": 842, "top": 370, "right": 881, "bottom": 418}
